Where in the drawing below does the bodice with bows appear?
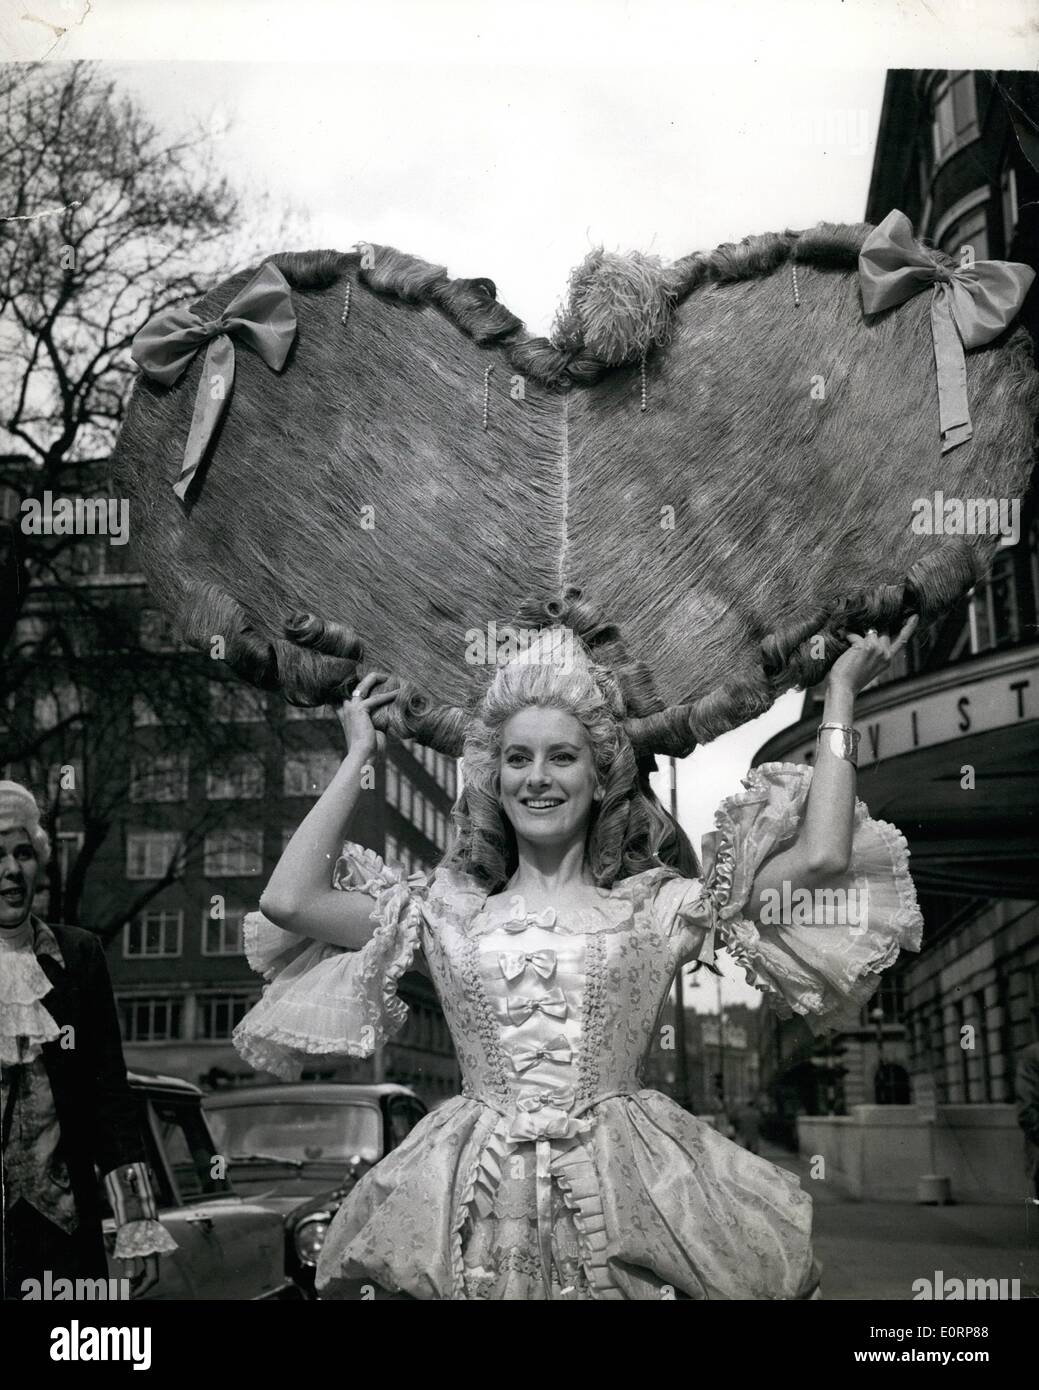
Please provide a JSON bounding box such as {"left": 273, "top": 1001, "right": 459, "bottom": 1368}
{"left": 234, "top": 761, "right": 923, "bottom": 1300}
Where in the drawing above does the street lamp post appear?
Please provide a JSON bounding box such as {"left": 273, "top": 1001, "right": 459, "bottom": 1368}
{"left": 871, "top": 1004, "right": 886, "bottom": 1104}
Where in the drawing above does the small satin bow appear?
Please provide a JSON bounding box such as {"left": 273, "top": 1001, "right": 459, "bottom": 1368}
{"left": 498, "top": 949, "right": 557, "bottom": 982}
{"left": 858, "top": 209, "right": 1034, "bottom": 453}
{"left": 516, "top": 1087, "right": 576, "bottom": 1113}
{"left": 512, "top": 1036, "right": 573, "bottom": 1073}
{"left": 131, "top": 261, "right": 297, "bottom": 500}
{"left": 502, "top": 901, "right": 557, "bottom": 934}
{"left": 508, "top": 1105, "right": 581, "bottom": 1142}
{"left": 507, "top": 987, "right": 568, "bottom": 1026}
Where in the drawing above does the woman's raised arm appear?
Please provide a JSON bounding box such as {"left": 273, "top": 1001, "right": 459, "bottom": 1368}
{"left": 745, "top": 615, "right": 918, "bottom": 918}
{"left": 259, "top": 673, "right": 398, "bottom": 950}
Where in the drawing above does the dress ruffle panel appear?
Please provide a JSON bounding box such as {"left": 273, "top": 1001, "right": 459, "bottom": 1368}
{"left": 314, "top": 1091, "right": 819, "bottom": 1300}
{"left": 316, "top": 1097, "right": 499, "bottom": 1300}
{"left": 591, "top": 1091, "right": 818, "bottom": 1300}
{"left": 702, "top": 761, "right": 924, "bottom": 1032}
{"left": 232, "top": 844, "right": 428, "bottom": 1080}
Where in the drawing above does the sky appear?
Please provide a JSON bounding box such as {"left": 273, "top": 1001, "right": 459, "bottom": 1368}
{"left": 12, "top": 0, "right": 1036, "bottom": 1008}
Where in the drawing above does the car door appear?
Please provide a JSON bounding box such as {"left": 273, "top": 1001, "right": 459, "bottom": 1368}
{"left": 146, "top": 1093, "right": 286, "bottom": 1300}
{"left": 102, "top": 1092, "right": 217, "bottom": 1300}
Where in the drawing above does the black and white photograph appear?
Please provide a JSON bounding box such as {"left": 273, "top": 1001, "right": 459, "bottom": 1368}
{"left": 1, "top": 0, "right": 1037, "bottom": 1360}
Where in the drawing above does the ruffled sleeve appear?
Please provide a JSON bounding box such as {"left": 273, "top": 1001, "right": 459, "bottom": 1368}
{"left": 232, "top": 843, "right": 428, "bottom": 1080}
{"left": 700, "top": 761, "right": 923, "bottom": 1032}
{"left": 650, "top": 873, "right": 721, "bottom": 968}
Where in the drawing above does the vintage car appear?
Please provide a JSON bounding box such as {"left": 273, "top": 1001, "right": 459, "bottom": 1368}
{"left": 203, "top": 1082, "right": 428, "bottom": 1295}
{"left": 102, "top": 1070, "right": 301, "bottom": 1299}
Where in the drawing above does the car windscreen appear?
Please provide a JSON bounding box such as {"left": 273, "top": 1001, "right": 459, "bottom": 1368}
{"left": 206, "top": 1102, "right": 381, "bottom": 1165}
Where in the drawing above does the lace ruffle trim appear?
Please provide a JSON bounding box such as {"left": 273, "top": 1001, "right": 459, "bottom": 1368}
{"left": 706, "top": 761, "right": 923, "bottom": 1025}
{"left": 112, "top": 1220, "right": 179, "bottom": 1260}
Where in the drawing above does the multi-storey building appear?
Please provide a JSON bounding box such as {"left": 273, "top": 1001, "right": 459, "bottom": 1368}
{"left": 642, "top": 997, "right": 760, "bottom": 1115}
{"left": 1, "top": 484, "right": 461, "bottom": 1106}
{"left": 754, "top": 70, "right": 1039, "bottom": 1195}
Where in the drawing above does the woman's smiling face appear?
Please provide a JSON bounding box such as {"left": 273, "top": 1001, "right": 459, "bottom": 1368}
{"left": 499, "top": 706, "right": 599, "bottom": 846}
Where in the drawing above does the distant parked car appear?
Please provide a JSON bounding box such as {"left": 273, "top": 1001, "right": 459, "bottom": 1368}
{"left": 204, "top": 1082, "right": 429, "bottom": 1296}
{"left": 101, "top": 1071, "right": 300, "bottom": 1299}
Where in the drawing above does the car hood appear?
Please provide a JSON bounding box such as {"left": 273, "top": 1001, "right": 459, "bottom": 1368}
{"left": 227, "top": 1164, "right": 355, "bottom": 1205}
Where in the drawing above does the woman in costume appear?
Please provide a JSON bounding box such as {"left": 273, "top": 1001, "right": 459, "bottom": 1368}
{"left": 233, "top": 610, "right": 921, "bottom": 1301}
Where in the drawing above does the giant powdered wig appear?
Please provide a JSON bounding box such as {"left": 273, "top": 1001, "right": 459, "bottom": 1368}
{"left": 111, "top": 212, "right": 1039, "bottom": 756}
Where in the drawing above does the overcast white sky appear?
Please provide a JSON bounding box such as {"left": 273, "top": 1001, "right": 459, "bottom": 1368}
{"left": 11, "top": 0, "right": 1035, "bottom": 1007}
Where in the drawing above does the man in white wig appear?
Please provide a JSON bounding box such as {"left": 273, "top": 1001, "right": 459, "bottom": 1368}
{"left": 0, "top": 780, "right": 176, "bottom": 1299}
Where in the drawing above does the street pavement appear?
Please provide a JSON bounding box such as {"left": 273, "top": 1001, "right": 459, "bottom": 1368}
{"left": 759, "top": 1140, "right": 1039, "bottom": 1301}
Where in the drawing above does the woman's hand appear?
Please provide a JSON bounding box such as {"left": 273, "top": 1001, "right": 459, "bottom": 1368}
{"left": 829, "top": 614, "right": 919, "bottom": 696}
{"left": 335, "top": 671, "right": 397, "bottom": 760}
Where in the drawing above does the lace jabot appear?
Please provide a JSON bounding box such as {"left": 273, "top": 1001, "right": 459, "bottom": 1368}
{"left": 0, "top": 918, "right": 62, "bottom": 1065}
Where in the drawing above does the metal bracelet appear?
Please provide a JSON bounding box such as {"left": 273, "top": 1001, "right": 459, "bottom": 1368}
{"left": 816, "top": 722, "right": 860, "bottom": 765}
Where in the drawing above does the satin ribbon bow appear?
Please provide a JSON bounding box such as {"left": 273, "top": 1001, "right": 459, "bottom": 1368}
{"left": 858, "top": 209, "right": 1034, "bottom": 453}
{"left": 507, "top": 987, "right": 568, "bottom": 1026}
{"left": 502, "top": 903, "right": 557, "bottom": 934}
{"left": 511, "top": 1035, "right": 573, "bottom": 1073}
{"left": 131, "top": 262, "right": 297, "bottom": 500}
{"left": 498, "top": 949, "right": 557, "bottom": 982}
{"left": 508, "top": 1101, "right": 584, "bottom": 1143}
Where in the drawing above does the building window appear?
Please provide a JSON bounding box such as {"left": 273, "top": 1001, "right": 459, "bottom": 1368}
{"left": 124, "top": 910, "right": 183, "bottom": 959}
{"left": 386, "top": 763, "right": 400, "bottom": 809}
{"left": 0, "top": 483, "right": 20, "bottom": 520}
{"left": 412, "top": 790, "right": 425, "bottom": 832}
{"left": 931, "top": 71, "right": 979, "bottom": 165}
{"left": 140, "top": 609, "right": 179, "bottom": 653}
{"left": 202, "top": 908, "right": 245, "bottom": 956}
{"left": 54, "top": 830, "right": 82, "bottom": 883}
{"left": 126, "top": 832, "right": 183, "bottom": 881}
{"left": 34, "top": 683, "right": 83, "bottom": 730}
{"left": 206, "top": 755, "right": 265, "bottom": 800}
{"left": 281, "top": 827, "right": 297, "bottom": 853}
{"left": 399, "top": 775, "right": 413, "bottom": 819}
{"left": 210, "top": 683, "right": 266, "bottom": 722}
{"left": 967, "top": 551, "right": 1019, "bottom": 654}
{"left": 46, "top": 759, "right": 83, "bottom": 806}
{"left": 938, "top": 203, "right": 990, "bottom": 263}
{"left": 197, "top": 992, "right": 259, "bottom": 1040}
{"left": 1001, "top": 164, "right": 1019, "bottom": 245}
{"left": 203, "top": 829, "right": 263, "bottom": 876}
{"left": 435, "top": 811, "right": 448, "bottom": 849}
{"left": 384, "top": 833, "right": 400, "bottom": 866}
{"left": 119, "top": 995, "right": 182, "bottom": 1042}
{"left": 56, "top": 539, "right": 108, "bottom": 581}
{"left": 133, "top": 695, "right": 161, "bottom": 727}
{"left": 284, "top": 752, "right": 341, "bottom": 797}
{"left": 131, "top": 753, "right": 189, "bottom": 803}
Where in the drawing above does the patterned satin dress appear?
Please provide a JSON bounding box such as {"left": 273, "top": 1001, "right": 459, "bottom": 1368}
{"left": 234, "top": 762, "right": 922, "bottom": 1300}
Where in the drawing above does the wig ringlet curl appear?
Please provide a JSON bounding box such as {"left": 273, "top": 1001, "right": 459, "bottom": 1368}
{"left": 442, "top": 650, "right": 694, "bottom": 893}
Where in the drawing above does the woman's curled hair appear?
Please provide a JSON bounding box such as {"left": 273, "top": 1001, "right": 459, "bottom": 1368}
{"left": 441, "top": 656, "right": 698, "bottom": 891}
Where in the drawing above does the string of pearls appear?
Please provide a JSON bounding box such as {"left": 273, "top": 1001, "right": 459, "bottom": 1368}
{"left": 483, "top": 365, "right": 493, "bottom": 430}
